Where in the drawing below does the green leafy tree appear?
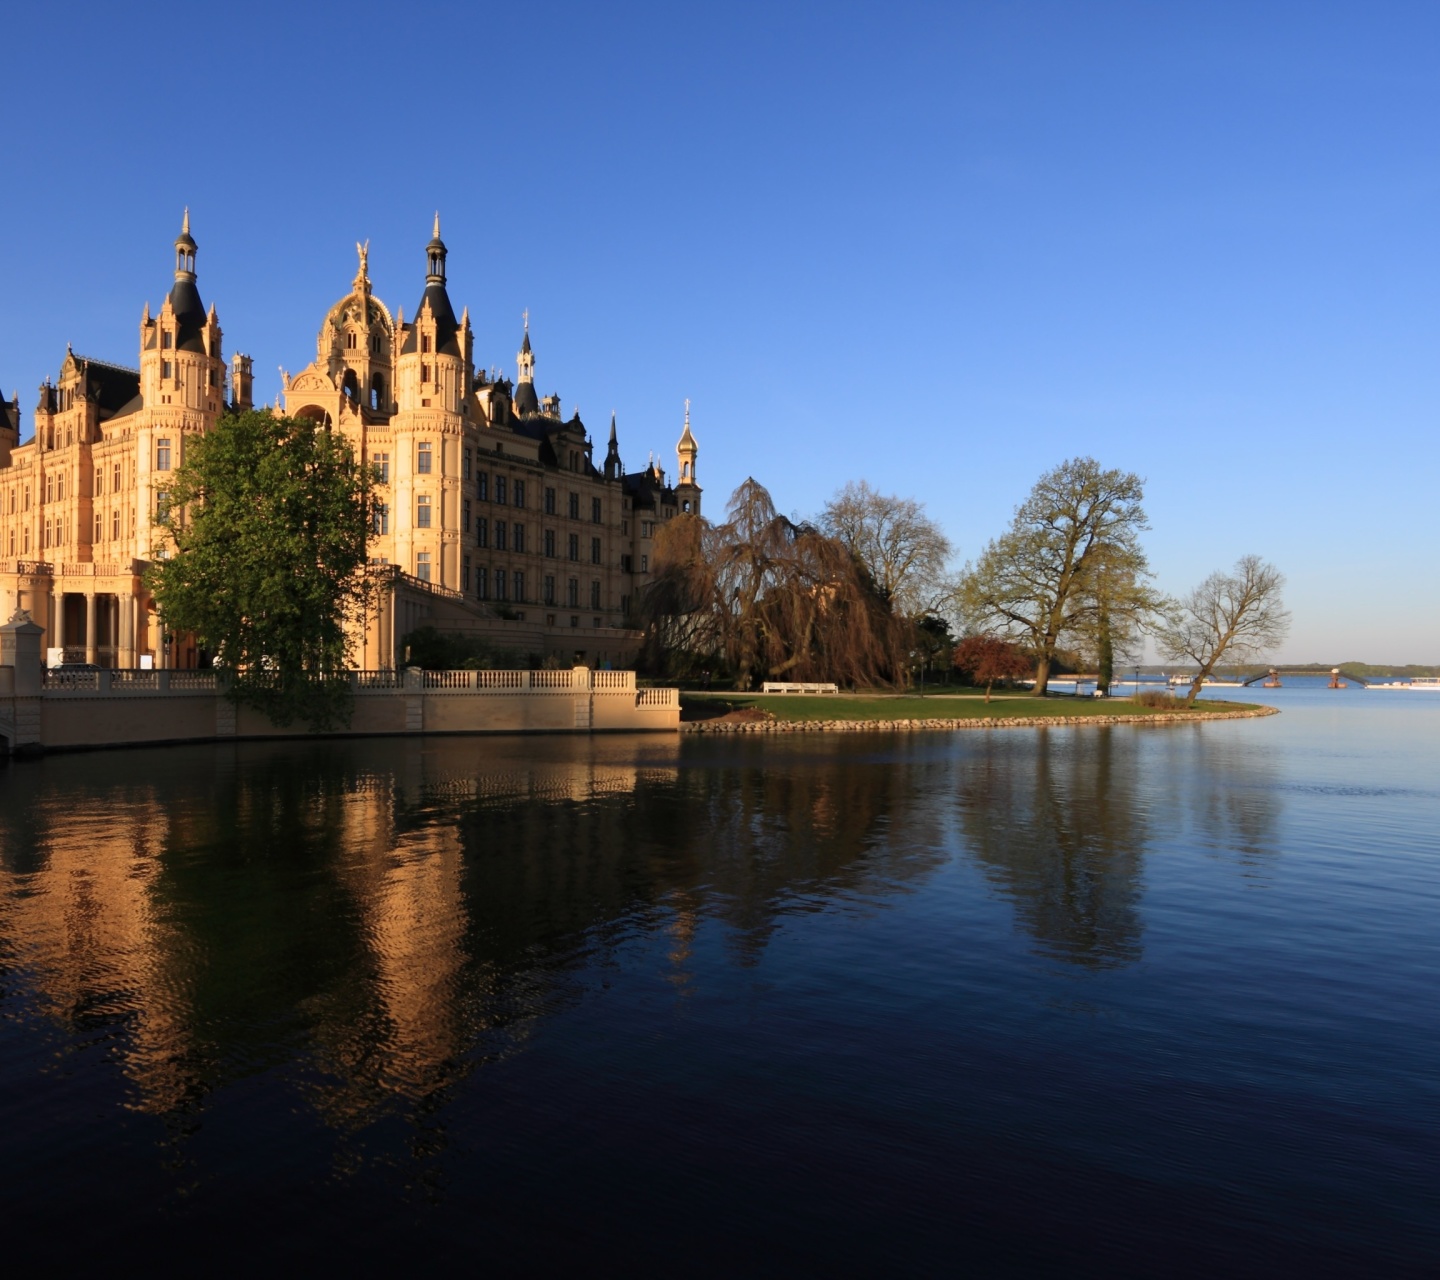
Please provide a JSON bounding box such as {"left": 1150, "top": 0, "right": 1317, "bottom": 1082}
{"left": 147, "top": 409, "right": 374, "bottom": 728}
{"left": 956, "top": 457, "right": 1160, "bottom": 695}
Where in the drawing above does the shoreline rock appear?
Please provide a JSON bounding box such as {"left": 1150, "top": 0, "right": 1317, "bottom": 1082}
{"left": 681, "top": 706, "right": 1280, "bottom": 733}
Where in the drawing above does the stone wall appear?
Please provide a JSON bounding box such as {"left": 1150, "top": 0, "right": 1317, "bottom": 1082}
{"left": 0, "top": 614, "right": 676, "bottom": 756}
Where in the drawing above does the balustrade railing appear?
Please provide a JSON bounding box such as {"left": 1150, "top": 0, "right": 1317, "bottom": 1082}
{"left": 424, "top": 670, "right": 474, "bottom": 689}
{"left": 28, "top": 666, "right": 673, "bottom": 707}
{"left": 168, "top": 671, "right": 217, "bottom": 691}
{"left": 355, "top": 670, "right": 404, "bottom": 689}
{"left": 475, "top": 669, "right": 526, "bottom": 689}
{"left": 111, "top": 671, "right": 159, "bottom": 690}
{"left": 42, "top": 669, "right": 99, "bottom": 691}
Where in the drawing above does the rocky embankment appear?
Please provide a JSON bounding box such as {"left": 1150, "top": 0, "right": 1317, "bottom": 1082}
{"left": 681, "top": 706, "right": 1279, "bottom": 733}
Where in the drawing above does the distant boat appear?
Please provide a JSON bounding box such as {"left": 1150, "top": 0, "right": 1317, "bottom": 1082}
{"left": 1167, "top": 674, "right": 1244, "bottom": 688}
{"left": 1370, "top": 677, "right": 1440, "bottom": 691}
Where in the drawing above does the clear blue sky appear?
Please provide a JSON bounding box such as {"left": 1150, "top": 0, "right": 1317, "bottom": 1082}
{"left": 2, "top": 1, "right": 1435, "bottom": 661}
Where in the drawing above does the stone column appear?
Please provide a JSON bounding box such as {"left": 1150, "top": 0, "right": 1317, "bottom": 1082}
{"left": 50, "top": 587, "right": 65, "bottom": 655}
{"left": 84, "top": 592, "right": 97, "bottom": 665}
{"left": 119, "top": 593, "right": 134, "bottom": 668}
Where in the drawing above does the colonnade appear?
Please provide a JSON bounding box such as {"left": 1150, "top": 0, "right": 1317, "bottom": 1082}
{"left": 46, "top": 587, "right": 157, "bottom": 667}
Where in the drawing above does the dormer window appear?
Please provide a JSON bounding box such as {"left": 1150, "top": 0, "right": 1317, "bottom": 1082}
{"left": 162, "top": 332, "right": 173, "bottom": 349}
{"left": 346, "top": 332, "right": 357, "bottom": 350}
{"left": 421, "top": 335, "right": 432, "bottom": 354}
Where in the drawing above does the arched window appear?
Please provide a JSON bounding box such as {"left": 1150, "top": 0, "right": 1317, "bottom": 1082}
{"left": 370, "top": 373, "right": 385, "bottom": 411}
{"left": 342, "top": 369, "right": 359, "bottom": 401}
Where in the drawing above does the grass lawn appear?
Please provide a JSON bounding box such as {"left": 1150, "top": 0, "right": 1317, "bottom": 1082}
{"left": 681, "top": 690, "right": 1261, "bottom": 723}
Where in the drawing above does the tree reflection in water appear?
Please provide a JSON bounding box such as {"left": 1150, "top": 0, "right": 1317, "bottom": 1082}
{"left": 955, "top": 727, "right": 1148, "bottom": 968}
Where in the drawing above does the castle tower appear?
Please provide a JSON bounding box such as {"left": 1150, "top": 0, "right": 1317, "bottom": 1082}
{"left": 0, "top": 388, "right": 18, "bottom": 467}
{"left": 139, "top": 210, "right": 225, "bottom": 418}
{"left": 513, "top": 311, "right": 539, "bottom": 416}
{"left": 310, "top": 241, "right": 396, "bottom": 417}
{"left": 395, "top": 214, "right": 469, "bottom": 416}
{"left": 231, "top": 354, "right": 254, "bottom": 412}
{"left": 675, "top": 399, "right": 701, "bottom": 516}
{"left": 389, "top": 215, "right": 473, "bottom": 588}
{"left": 603, "top": 411, "right": 622, "bottom": 480}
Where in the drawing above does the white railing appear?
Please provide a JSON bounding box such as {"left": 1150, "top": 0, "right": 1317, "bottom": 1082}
{"left": 424, "top": 670, "right": 474, "bottom": 689}
{"left": 761, "top": 682, "right": 839, "bottom": 694}
{"left": 356, "top": 670, "right": 404, "bottom": 689}
{"left": 476, "top": 669, "right": 526, "bottom": 689}
{"left": 42, "top": 669, "right": 99, "bottom": 691}
{"left": 168, "top": 671, "right": 217, "bottom": 691}
{"left": 31, "top": 667, "right": 676, "bottom": 709}
{"left": 111, "top": 671, "right": 159, "bottom": 691}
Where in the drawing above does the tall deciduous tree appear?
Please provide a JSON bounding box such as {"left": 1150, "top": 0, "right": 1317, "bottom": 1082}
{"left": 640, "top": 477, "right": 907, "bottom": 689}
{"left": 147, "top": 409, "right": 374, "bottom": 728}
{"left": 956, "top": 457, "right": 1158, "bottom": 695}
{"left": 819, "top": 480, "right": 954, "bottom": 617}
{"left": 1156, "top": 556, "right": 1290, "bottom": 707}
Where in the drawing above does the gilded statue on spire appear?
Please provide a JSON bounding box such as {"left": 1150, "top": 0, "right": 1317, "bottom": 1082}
{"left": 354, "top": 239, "right": 371, "bottom": 292}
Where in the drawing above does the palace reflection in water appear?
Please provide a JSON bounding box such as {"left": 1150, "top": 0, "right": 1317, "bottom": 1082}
{"left": 0, "top": 728, "right": 1284, "bottom": 1130}
{"left": 3, "top": 708, "right": 1435, "bottom": 1275}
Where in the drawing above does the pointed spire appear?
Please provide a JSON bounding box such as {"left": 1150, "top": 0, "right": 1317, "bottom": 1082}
{"left": 609, "top": 411, "right": 617, "bottom": 443}
{"left": 424, "top": 214, "right": 448, "bottom": 285}
{"left": 174, "top": 209, "right": 197, "bottom": 279}
{"left": 678, "top": 397, "right": 698, "bottom": 450}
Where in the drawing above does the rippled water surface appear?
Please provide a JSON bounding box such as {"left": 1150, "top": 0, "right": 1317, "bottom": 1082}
{"left": 2, "top": 688, "right": 1437, "bottom": 1273}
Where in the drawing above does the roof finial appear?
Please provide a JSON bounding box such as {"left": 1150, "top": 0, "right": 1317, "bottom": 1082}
{"left": 684, "top": 397, "right": 690, "bottom": 425}
{"left": 433, "top": 210, "right": 441, "bottom": 238}
{"left": 523, "top": 307, "right": 529, "bottom": 333}
{"left": 182, "top": 207, "right": 190, "bottom": 235}
{"left": 354, "top": 239, "right": 370, "bottom": 291}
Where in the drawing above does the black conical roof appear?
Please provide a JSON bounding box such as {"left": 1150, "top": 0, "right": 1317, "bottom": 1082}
{"left": 167, "top": 278, "right": 208, "bottom": 352}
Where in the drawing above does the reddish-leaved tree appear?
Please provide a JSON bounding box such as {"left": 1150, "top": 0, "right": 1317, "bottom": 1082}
{"left": 953, "top": 634, "right": 1033, "bottom": 702}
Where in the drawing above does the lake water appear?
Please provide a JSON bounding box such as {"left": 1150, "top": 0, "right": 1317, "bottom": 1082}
{"left": 1, "top": 686, "right": 1436, "bottom": 1274}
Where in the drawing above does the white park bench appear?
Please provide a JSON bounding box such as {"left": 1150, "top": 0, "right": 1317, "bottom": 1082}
{"left": 761, "top": 682, "right": 839, "bottom": 694}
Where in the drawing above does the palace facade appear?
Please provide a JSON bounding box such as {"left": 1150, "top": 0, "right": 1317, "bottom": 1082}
{"left": 0, "top": 215, "right": 701, "bottom": 669}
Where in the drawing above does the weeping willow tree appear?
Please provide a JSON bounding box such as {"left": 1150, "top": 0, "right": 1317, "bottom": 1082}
{"left": 639, "top": 478, "right": 908, "bottom": 688}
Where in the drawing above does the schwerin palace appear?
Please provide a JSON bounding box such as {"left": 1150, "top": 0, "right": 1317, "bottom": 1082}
{"left": 0, "top": 215, "right": 701, "bottom": 670}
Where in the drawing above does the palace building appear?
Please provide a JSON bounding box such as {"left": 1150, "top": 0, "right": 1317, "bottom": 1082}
{"left": 0, "top": 215, "right": 701, "bottom": 669}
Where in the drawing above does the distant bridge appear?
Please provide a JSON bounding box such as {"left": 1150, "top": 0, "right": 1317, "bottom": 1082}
{"left": 1240, "top": 668, "right": 1370, "bottom": 688}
